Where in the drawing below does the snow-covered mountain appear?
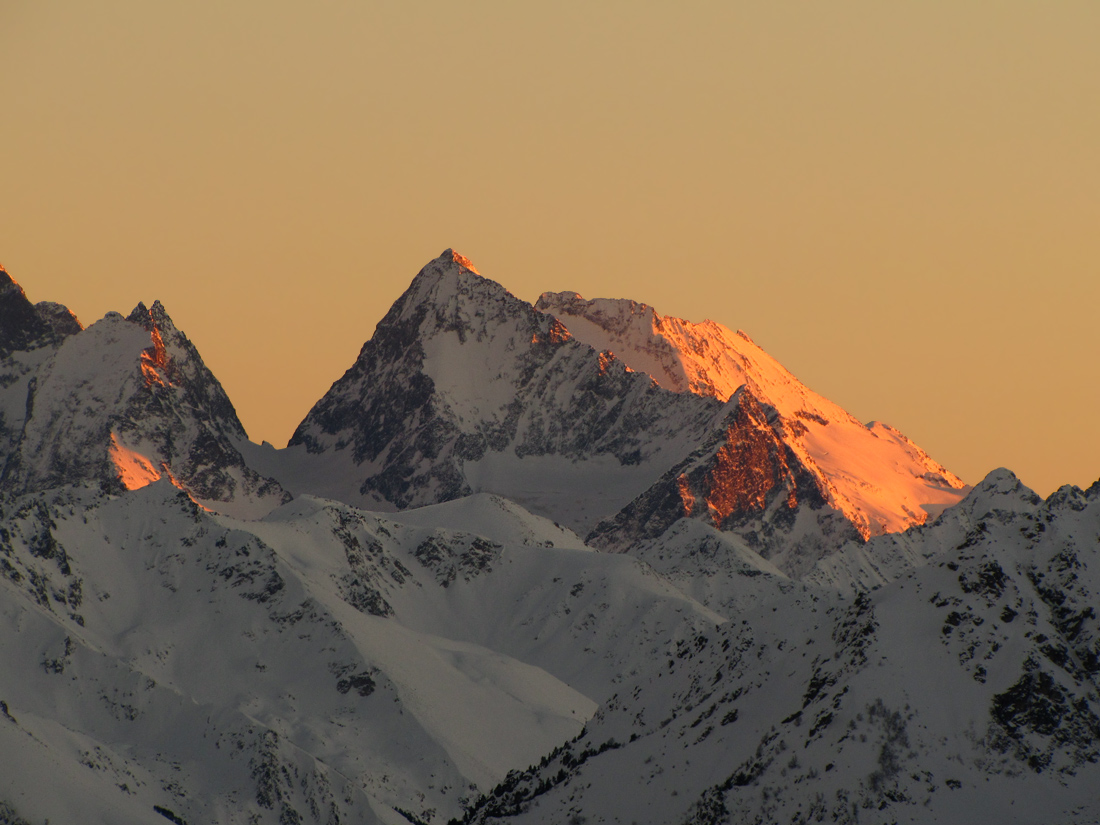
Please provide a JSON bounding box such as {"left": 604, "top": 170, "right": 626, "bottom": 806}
{"left": 536, "top": 289, "right": 968, "bottom": 538}
{"left": 282, "top": 251, "right": 966, "bottom": 571}
{"left": 0, "top": 280, "right": 288, "bottom": 517}
{"left": 2, "top": 252, "right": 1097, "bottom": 825}
{"left": 285, "top": 251, "right": 729, "bottom": 533}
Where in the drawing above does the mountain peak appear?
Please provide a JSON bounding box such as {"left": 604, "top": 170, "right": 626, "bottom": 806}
{"left": 970, "top": 466, "right": 1039, "bottom": 501}
{"left": 2, "top": 293, "right": 288, "bottom": 516}
{"left": 125, "top": 299, "right": 180, "bottom": 341}
{"left": 445, "top": 248, "right": 480, "bottom": 274}
{"left": 406, "top": 249, "right": 488, "bottom": 294}
{"left": 370, "top": 249, "right": 523, "bottom": 339}
{"left": 536, "top": 286, "right": 968, "bottom": 537}
{"left": 1, "top": 267, "right": 27, "bottom": 299}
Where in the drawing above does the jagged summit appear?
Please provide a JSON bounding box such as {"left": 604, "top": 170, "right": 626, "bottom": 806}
{"left": 3, "top": 251, "right": 1099, "bottom": 825}
{"left": 126, "top": 299, "right": 171, "bottom": 328}
{"left": 406, "top": 248, "right": 484, "bottom": 292}
{"left": 448, "top": 248, "right": 480, "bottom": 274}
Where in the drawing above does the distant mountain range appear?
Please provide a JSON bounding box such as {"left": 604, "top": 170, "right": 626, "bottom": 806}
{"left": 1, "top": 252, "right": 1096, "bottom": 824}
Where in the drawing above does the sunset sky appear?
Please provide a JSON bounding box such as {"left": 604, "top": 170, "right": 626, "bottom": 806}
{"left": 2, "top": 2, "right": 1098, "bottom": 496}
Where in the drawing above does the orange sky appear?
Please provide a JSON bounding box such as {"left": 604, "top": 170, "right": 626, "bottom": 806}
{"left": 2, "top": 1, "right": 1098, "bottom": 496}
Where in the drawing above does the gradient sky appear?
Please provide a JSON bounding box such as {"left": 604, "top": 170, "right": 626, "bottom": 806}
{"left": 2, "top": 1, "right": 1098, "bottom": 496}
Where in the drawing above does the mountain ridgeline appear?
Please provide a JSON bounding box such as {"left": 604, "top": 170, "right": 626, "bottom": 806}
{"left": 285, "top": 250, "right": 967, "bottom": 574}
{"left": 1, "top": 251, "right": 1096, "bottom": 825}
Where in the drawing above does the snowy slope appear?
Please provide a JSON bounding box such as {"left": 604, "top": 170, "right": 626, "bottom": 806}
{"left": 457, "top": 470, "right": 1100, "bottom": 825}
{"left": 234, "top": 493, "right": 724, "bottom": 704}
{"left": 383, "top": 492, "right": 591, "bottom": 551}
{"left": 0, "top": 481, "right": 722, "bottom": 823}
{"left": 537, "top": 290, "right": 968, "bottom": 538}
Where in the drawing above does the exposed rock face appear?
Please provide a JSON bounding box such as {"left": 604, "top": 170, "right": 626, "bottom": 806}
{"left": 0, "top": 269, "right": 54, "bottom": 358}
{"left": 33, "top": 301, "right": 83, "bottom": 339}
{"left": 0, "top": 267, "right": 84, "bottom": 480}
{"left": 587, "top": 388, "right": 863, "bottom": 575}
{"left": 1, "top": 299, "right": 288, "bottom": 517}
{"left": 0, "top": 267, "right": 81, "bottom": 357}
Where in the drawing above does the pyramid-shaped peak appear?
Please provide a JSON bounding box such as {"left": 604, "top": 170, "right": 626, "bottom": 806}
{"left": 411, "top": 249, "right": 483, "bottom": 285}
{"left": 406, "top": 249, "right": 488, "bottom": 292}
